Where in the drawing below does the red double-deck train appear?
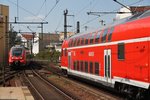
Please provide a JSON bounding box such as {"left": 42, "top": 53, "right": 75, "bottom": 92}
{"left": 9, "top": 45, "right": 26, "bottom": 68}
{"left": 61, "top": 10, "right": 150, "bottom": 99}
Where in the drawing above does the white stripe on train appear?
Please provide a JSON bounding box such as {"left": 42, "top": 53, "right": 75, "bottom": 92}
{"left": 61, "top": 67, "right": 149, "bottom": 89}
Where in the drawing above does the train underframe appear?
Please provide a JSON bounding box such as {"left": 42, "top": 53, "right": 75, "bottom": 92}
{"left": 9, "top": 60, "right": 26, "bottom": 69}
{"left": 61, "top": 68, "right": 150, "bottom": 100}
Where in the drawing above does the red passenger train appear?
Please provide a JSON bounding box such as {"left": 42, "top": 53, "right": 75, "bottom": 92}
{"left": 61, "top": 10, "right": 150, "bottom": 99}
{"left": 9, "top": 45, "right": 26, "bottom": 68}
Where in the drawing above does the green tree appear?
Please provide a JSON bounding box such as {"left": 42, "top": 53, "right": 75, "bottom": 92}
{"left": 9, "top": 31, "right": 17, "bottom": 47}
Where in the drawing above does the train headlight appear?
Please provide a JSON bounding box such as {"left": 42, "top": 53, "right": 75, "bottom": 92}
{"left": 12, "top": 56, "right": 14, "bottom": 59}
{"left": 20, "top": 56, "right": 23, "bottom": 59}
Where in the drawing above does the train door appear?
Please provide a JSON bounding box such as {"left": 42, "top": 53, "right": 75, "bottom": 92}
{"left": 68, "top": 52, "right": 71, "bottom": 71}
{"left": 104, "top": 49, "right": 112, "bottom": 83}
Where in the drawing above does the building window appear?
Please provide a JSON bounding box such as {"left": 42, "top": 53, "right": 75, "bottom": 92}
{"left": 118, "top": 43, "right": 125, "bottom": 60}
{"left": 95, "top": 62, "right": 99, "bottom": 75}
{"left": 85, "top": 61, "right": 88, "bottom": 73}
{"left": 108, "top": 27, "right": 114, "bottom": 42}
{"left": 90, "top": 62, "right": 93, "bottom": 74}
{"left": 101, "top": 29, "right": 108, "bottom": 43}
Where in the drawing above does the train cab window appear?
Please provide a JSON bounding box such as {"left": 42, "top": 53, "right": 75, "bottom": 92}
{"left": 108, "top": 27, "right": 114, "bottom": 42}
{"left": 118, "top": 43, "right": 125, "bottom": 60}
{"left": 101, "top": 29, "right": 108, "bottom": 43}
{"left": 85, "top": 61, "right": 88, "bottom": 73}
{"left": 95, "top": 62, "right": 99, "bottom": 75}
{"left": 77, "top": 61, "right": 79, "bottom": 71}
{"left": 90, "top": 62, "right": 93, "bottom": 74}
{"left": 90, "top": 33, "right": 95, "bottom": 44}
{"left": 95, "top": 31, "right": 100, "bottom": 43}
{"left": 80, "top": 61, "right": 83, "bottom": 72}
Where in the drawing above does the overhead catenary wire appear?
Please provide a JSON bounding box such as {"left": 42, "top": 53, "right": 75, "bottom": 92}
{"left": 68, "top": 0, "right": 145, "bottom": 33}
{"left": 7, "top": 0, "right": 44, "bottom": 21}
{"left": 67, "top": 0, "right": 97, "bottom": 33}
{"left": 43, "top": 0, "right": 61, "bottom": 20}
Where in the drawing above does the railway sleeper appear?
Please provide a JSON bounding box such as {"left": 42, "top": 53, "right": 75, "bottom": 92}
{"left": 114, "top": 82, "right": 149, "bottom": 100}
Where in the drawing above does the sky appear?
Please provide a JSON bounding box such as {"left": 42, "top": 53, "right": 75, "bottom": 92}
{"left": 0, "top": 0, "right": 150, "bottom": 34}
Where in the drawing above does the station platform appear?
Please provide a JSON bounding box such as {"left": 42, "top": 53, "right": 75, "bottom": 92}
{"left": 0, "top": 87, "right": 34, "bottom": 100}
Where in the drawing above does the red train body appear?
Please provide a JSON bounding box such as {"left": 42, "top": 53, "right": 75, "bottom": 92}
{"left": 61, "top": 10, "right": 150, "bottom": 99}
{"left": 9, "top": 45, "right": 26, "bottom": 67}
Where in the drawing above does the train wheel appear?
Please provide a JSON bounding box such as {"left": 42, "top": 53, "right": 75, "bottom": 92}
{"left": 62, "top": 69, "right": 67, "bottom": 75}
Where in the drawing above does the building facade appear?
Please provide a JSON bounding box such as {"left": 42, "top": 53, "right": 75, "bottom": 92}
{"left": 0, "top": 4, "right": 9, "bottom": 65}
{"left": 39, "top": 33, "right": 61, "bottom": 52}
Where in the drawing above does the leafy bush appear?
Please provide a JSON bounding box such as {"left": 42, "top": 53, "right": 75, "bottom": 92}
{"left": 34, "top": 50, "right": 61, "bottom": 63}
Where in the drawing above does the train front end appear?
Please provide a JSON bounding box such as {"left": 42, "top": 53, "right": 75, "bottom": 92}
{"left": 9, "top": 46, "right": 26, "bottom": 67}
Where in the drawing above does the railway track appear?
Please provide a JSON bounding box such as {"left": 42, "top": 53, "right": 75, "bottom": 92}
{"left": 33, "top": 61, "right": 125, "bottom": 100}
{"left": 0, "top": 65, "right": 22, "bottom": 86}
{"left": 23, "top": 67, "right": 75, "bottom": 100}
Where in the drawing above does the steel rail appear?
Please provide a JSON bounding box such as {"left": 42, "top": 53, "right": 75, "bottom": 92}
{"left": 23, "top": 71, "right": 45, "bottom": 100}
{"left": 31, "top": 68, "right": 74, "bottom": 100}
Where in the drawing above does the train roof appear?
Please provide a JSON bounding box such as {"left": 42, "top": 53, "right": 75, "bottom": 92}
{"left": 68, "top": 10, "right": 150, "bottom": 40}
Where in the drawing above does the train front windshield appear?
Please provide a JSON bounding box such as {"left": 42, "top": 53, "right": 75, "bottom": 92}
{"left": 12, "top": 48, "right": 23, "bottom": 57}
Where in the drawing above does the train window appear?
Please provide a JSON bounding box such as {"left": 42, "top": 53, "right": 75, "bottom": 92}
{"left": 70, "top": 39, "right": 73, "bottom": 47}
{"left": 85, "top": 34, "right": 90, "bottom": 45}
{"left": 108, "top": 27, "right": 114, "bottom": 42}
{"left": 140, "top": 11, "right": 150, "bottom": 18}
{"left": 118, "top": 43, "right": 125, "bottom": 60}
{"left": 71, "top": 39, "right": 75, "bottom": 47}
{"left": 65, "top": 49, "right": 67, "bottom": 56}
{"left": 73, "top": 61, "right": 77, "bottom": 70}
{"left": 95, "top": 31, "right": 100, "bottom": 43}
{"left": 77, "top": 38, "right": 81, "bottom": 46}
{"left": 80, "top": 61, "right": 83, "bottom": 72}
{"left": 90, "top": 33, "right": 95, "bottom": 44}
{"left": 90, "top": 62, "right": 93, "bottom": 74}
{"left": 61, "top": 49, "right": 63, "bottom": 56}
{"left": 85, "top": 61, "right": 88, "bottom": 73}
{"left": 68, "top": 39, "right": 71, "bottom": 47}
{"left": 12, "top": 48, "right": 23, "bottom": 56}
{"left": 95, "top": 62, "right": 99, "bottom": 75}
{"left": 73, "top": 38, "right": 77, "bottom": 46}
{"left": 77, "top": 61, "right": 79, "bottom": 71}
{"left": 81, "top": 37, "right": 85, "bottom": 45}
{"left": 101, "top": 29, "right": 108, "bottom": 43}
{"left": 74, "top": 61, "right": 76, "bottom": 70}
